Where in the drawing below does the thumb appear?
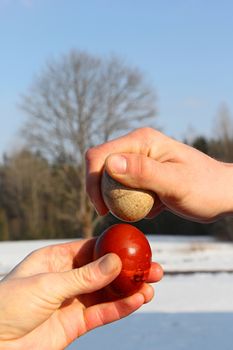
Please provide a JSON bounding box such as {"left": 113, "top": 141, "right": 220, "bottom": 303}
{"left": 105, "top": 153, "right": 172, "bottom": 196}
{"left": 44, "top": 253, "right": 122, "bottom": 302}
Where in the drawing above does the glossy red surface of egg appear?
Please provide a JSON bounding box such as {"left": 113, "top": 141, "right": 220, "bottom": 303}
{"left": 94, "top": 223, "right": 152, "bottom": 298}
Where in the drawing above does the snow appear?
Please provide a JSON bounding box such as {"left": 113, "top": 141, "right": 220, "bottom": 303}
{"left": 69, "top": 311, "right": 233, "bottom": 350}
{"left": 0, "top": 236, "right": 233, "bottom": 349}
{"left": 149, "top": 236, "right": 233, "bottom": 273}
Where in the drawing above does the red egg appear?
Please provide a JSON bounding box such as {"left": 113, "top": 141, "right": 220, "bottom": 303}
{"left": 93, "top": 223, "right": 152, "bottom": 298}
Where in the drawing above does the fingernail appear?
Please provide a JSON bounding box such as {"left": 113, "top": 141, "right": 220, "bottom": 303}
{"left": 99, "top": 254, "right": 120, "bottom": 275}
{"left": 107, "top": 155, "right": 127, "bottom": 174}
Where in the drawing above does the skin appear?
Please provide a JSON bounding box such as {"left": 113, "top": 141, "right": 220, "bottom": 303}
{"left": 0, "top": 239, "right": 163, "bottom": 350}
{"left": 86, "top": 127, "right": 233, "bottom": 223}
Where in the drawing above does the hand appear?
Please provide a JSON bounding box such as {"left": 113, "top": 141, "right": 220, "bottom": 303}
{"left": 86, "top": 127, "right": 233, "bottom": 223}
{"left": 0, "top": 239, "right": 163, "bottom": 350}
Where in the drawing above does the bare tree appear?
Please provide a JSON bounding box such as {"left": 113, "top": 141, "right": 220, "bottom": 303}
{"left": 20, "top": 50, "right": 157, "bottom": 238}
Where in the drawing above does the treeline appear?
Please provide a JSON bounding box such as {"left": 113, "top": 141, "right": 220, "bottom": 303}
{"left": 0, "top": 150, "right": 84, "bottom": 240}
{"left": 0, "top": 130, "right": 233, "bottom": 241}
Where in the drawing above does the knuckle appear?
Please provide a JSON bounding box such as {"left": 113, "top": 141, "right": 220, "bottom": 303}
{"left": 141, "top": 126, "right": 154, "bottom": 135}
{"left": 85, "top": 145, "right": 105, "bottom": 164}
{"left": 73, "top": 265, "right": 97, "bottom": 290}
{"left": 85, "top": 147, "right": 96, "bottom": 163}
{"left": 135, "top": 126, "right": 153, "bottom": 134}
{"left": 131, "top": 127, "right": 158, "bottom": 156}
{"left": 132, "top": 127, "right": 154, "bottom": 140}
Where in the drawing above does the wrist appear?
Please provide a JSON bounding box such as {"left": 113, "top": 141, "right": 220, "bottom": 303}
{"left": 220, "top": 162, "right": 233, "bottom": 217}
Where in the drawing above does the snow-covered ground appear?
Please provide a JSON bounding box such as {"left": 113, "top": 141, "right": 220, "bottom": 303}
{"left": 0, "top": 236, "right": 233, "bottom": 349}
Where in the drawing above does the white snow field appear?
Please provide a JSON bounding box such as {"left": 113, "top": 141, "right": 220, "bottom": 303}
{"left": 0, "top": 236, "right": 233, "bottom": 350}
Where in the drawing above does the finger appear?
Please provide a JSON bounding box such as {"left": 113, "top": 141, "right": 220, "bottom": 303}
{"left": 72, "top": 238, "right": 97, "bottom": 268}
{"left": 138, "top": 283, "right": 155, "bottom": 304}
{"left": 5, "top": 239, "right": 97, "bottom": 281}
{"left": 147, "top": 262, "right": 164, "bottom": 283}
{"left": 45, "top": 238, "right": 97, "bottom": 269}
{"left": 105, "top": 152, "right": 176, "bottom": 198}
{"left": 82, "top": 292, "right": 145, "bottom": 334}
{"left": 47, "top": 253, "right": 122, "bottom": 302}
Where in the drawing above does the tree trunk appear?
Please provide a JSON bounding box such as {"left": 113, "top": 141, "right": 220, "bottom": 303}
{"left": 0, "top": 209, "right": 9, "bottom": 241}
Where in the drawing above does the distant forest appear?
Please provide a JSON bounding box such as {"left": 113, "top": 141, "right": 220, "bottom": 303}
{"left": 1, "top": 50, "right": 233, "bottom": 241}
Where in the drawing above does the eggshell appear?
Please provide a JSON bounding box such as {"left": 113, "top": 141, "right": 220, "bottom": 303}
{"left": 101, "top": 171, "right": 155, "bottom": 222}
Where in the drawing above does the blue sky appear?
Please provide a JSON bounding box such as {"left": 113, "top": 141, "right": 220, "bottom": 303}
{"left": 0, "top": 0, "right": 233, "bottom": 154}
